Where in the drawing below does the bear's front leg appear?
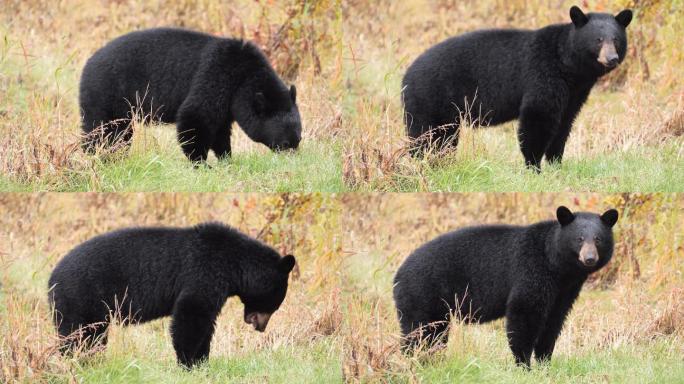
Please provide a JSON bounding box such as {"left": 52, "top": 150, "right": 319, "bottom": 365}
{"left": 545, "top": 89, "right": 591, "bottom": 165}
{"left": 211, "top": 124, "right": 232, "bottom": 160}
{"left": 518, "top": 102, "right": 560, "bottom": 172}
{"left": 543, "top": 123, "right": 571, "bottom": 165}
{"left": 505, "top": 295, "right": 549, "bottom": 367}
{"left": 170, "top": 294, "right": 217, "bottom": 368}
{"left": 534, "top": 283, "right": 583, "bottom": 362}
{"left": 176, "top": 109, "right": 211, "bottom": 163}
{"left": 193, "top": 320, "right": 217, "bottom": 364}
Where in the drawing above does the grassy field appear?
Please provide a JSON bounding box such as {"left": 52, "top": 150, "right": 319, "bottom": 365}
{"left": 0, "top": 1, "right": 345, "bottom": 192}
{"left": 2, "top": 193, "right": 682, "bottom": 383}
{"left": 340, "top": 0, "right": 684, "bottom": 192}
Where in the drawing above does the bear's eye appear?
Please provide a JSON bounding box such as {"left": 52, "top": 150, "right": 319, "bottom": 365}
{"left": 595, "top": 236, "right": 602, "bottom": 244}
{"left": 577, "top": 236, "right": 584, "bottom": 242}
{"left": 596, "top": 37, "right": 604, "bottom": 43}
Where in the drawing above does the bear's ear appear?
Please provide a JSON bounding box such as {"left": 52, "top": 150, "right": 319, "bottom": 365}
{"left": 254, "top": 92, "right": 266, "bottom": 114}
{"left": 570, "top": 6, "right": 589, "bottom": 28}
{"left": 600, "top": 209, "right": 619, "bottom": 228}
{"left": 278, "top": 254, "right": 296, "bottom": 273}
{"left": 289, "top": 85, "right": 297, "bottom": 104}
{"left": 615, "top": 9, "right": 633, "bottom": 28}
{"left": 556, "top": 206, "right": 575, "bottom": 226}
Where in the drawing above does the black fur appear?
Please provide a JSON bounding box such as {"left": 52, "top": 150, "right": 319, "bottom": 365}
{"left": 48, "top": 222, "right": 296, "bottom": 368}
{"left": 402, "top": 7, "right": 632, "bottom": 170}
{"left": 80, "top": 28, "right": 302, "bottom": 162}
{"left": 393, "top": 206, "right": 618, "bottom": 367}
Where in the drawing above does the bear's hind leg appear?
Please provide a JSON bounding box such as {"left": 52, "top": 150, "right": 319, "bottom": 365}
{"left": 81, "top": 108, "right": 112, "bottom": 153}
{"left": 57, "top": 316, "right": 109, "bottom": 355}
{"left": 399, "top": 311, "right": 450, "bottom": 352}
{"left": 170, "top": 294, "right": 217, "bottom": 368}
{"left": 406, "top": 116, "right": 460, "bottom": 157}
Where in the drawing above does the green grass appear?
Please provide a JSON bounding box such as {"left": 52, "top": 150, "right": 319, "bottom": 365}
{"left": 41, "top": 341, "right": 342, "bottom": 384}
{"left": 407, "top": 340, "right": 684, "bottom": 384}
{"left": 354, "top": 132, "right": 684, "bottom": 192}
{"left": 0, "top": 129, "right": 343, "bottom": 192}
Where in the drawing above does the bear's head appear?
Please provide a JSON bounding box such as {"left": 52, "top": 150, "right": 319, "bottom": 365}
{"left": 568, "top": 6, "right": 632, "bottom": 77}
{"left": 239, "top": 254, "right": 296, "bottom": 332}
{"left": 233, "top": 79, "right": 302, "bottom": 152}
{"left": 553, "top": 206, "right": 618, "bottom": 274}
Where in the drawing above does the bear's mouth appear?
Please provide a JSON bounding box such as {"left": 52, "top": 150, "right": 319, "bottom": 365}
{"left": 598, "top": 60, "right": 618, "bottom": 70}
{"left": 244, "top": 312, "right": 272, "bottom": 332}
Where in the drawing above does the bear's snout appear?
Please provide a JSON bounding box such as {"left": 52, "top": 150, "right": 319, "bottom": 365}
{"left": 579, "top": 242, "right": 599, "bottom": 267}
{"left": 597, "top": 42, "right": 620, "bottom": 68}
{"left": 245, "top": 312, "right": 272, "bottom": 332}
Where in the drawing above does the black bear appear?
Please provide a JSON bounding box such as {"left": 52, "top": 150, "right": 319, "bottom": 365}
{"left": 393, "top": 206, "right": 618, "bottom": 367}
{"left": 80, "top": 28, "right": 302, "bottom": 162}
{"left": 48, "top": 222, "right": 296, "bottom": 368}
{"left": 402, "top": 6, "right": 632, "bottom": 169}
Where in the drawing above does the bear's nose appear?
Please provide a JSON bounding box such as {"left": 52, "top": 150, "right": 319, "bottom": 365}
{"left": 582, "top": 253, "right": 597, "bottom": 266}
{"left": 607, "top": 56, "right": 619, "bottom": 68}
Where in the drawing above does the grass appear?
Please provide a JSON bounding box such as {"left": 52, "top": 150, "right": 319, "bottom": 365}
{"left": 0, "top": 127, "right": 342, "bottom": 192}
{"left": 412, "top": 339, "right": 684, "bottom": 384}
{"left": 45, "top": 340, "right": 342, "bottom": 384}
{"left": 368, "top": 135, "right": 684, "bottom": 192}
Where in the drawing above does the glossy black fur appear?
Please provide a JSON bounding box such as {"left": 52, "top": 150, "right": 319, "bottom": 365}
{"left": 48, "top": 222, "right": 296, "bottom": 368}
{"left": 80, "top": 28, "right": 301, "bottom": 162}
{"left": 393, "top": 207, "right": 618, "bottom": 367}
{"left": 402, "top": 7, "right": 632, "bottom": 169}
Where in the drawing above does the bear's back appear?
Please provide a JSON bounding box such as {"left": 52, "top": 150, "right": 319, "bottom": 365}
{"left": 50, "top": 226, "right": 193, "bottom": 286}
